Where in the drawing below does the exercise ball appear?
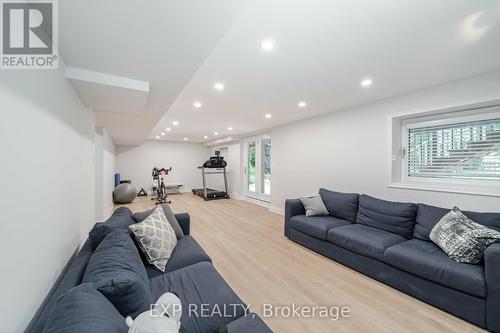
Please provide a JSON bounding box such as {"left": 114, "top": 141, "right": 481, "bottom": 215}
{"left": 113, "top": 183, "right": 137, "bottom": 204}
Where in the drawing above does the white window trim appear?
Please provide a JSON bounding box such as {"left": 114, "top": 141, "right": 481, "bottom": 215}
{"left": 388, "top": 96, "right": 500, "bottom": 197}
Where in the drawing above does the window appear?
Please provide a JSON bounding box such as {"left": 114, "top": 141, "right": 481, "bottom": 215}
{"left": 390, "top": 102, "right": 500, "bottom": 196}
{"left": 405, "top": 117, "right": 500, "bottom": 181}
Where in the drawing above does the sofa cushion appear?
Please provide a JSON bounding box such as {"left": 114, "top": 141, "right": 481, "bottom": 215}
{"left": 319, "top": 188, "right": 359, "bottom": 222}
{"left": 384, "top": 239, "right": 486, "bottom": 297}
{"left": 356, "top": 195, "right": 417, "bottom": 238}
{"left": 133, "top": 204, "right": 184, "bottom": 239}
{"left": 82, "top": 229, "right": 152, "bottom": 318}
{"left": 149, "top": 262, "right": 247, "bottom": 333}
{"left": 290, "top": 215, "right": 351, "bottom": 240}
{"left": 415, "top": 203, "right": 500, "bottom": 241}
{"left": 224, "top": 313, "right": 272, "bottom": 333}
{"left": 89, "top": 207, "right": 136, "bottom": 249}
{"left": 145, "top": 235, "right": 212, "bottom": 278}
{"left": 327, "top": 224, "right": 406, "bottom": 261}
{"left": 42, "top": 283, "right": 127, "bottom": 333}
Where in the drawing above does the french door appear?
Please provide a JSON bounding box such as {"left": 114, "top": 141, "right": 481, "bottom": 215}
{"left": 243, "top": 134, "right": 271, "bottom": 202}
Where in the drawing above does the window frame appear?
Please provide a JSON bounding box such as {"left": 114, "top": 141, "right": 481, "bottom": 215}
{"left": 389, "top": 99, "right": 500, "bottom": 197}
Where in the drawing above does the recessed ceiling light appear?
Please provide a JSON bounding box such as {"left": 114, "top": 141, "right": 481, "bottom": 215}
{"left": 265, "top": 113, "right": 272, "bottom": 118}
{"left": 298, "top": 101, "right": 307, "bottom": 108}
{"left": 261, "top": 39, "right": 275, "bottom": 51}
{"left": 228, "top": 127, "right": 233, "bottom": 131}
{"left": 172, "top": 121, "right": 179, "bottom": 126}
{"left": 361, "top": 78, "right": 373, "bottom": 87}
{"left": 204, "top": 135, "right": 208, "bottom": 139}
{"left": 214, "top": 82, "right": 225, "bottom": 91}
{"left": 193, "top": 102, "right": 202, "bottom": 108}
{"left": 214, "top": 132, "right": 219, "bottom": 136}
{"left": 161, "top": 132, "right": 165, "bottom": 136}
{"left": 166, "top": 128, "right": 171, "bottom": 132}
{"left": 156, "top": 136, "right": 160, "bottom": 139}
{"left": 184, "top": 137, "right": 188, "bottom": 141}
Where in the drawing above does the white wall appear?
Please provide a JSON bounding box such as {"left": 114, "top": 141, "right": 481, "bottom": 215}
{"left": 115, "top": 141, "right": 210, "bottom": 193}
{"left": 95, "top": 127, "right": 115, "bottom": 221}
{"left": 271, "top": 70, "right": 500, "bottom": 213}
{"left": 0, "top": 65, "right": 95, "bottom": 332}
{"left": 207, "top": 143, "right": 242, "bottom": 196}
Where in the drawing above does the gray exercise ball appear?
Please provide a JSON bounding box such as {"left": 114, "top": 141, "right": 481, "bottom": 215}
{"left": 113, "top": 183, "right": 137, "bottom": 204}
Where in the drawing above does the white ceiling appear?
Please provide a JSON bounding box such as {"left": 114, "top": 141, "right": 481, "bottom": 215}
{"left": 59, "top": 0, "right": 251, "bottom": 144}
{"left": 61, "top": 0, "right": 500, "bottom": 144}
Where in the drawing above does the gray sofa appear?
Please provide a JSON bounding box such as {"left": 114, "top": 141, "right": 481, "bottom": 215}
{"left": 28, "top": 207, "right": 272, "bottom": 333}
{"left": 285, "top": 188, "right": 500, "bottom": 332}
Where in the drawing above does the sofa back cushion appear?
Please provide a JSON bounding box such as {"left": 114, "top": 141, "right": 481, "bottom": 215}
{"left": 82, "top": 229, "right": 152, "bottom": 318}
{"left": 415, "top": 203, "right": 500, "bottom": 241}
{"left": 88, "top": 207, "right": 136, "bottom": 249}
{"left": 356, "top": 194, "right": 417, "bottom": 238}
{"left": 42, "top": 284, "right": 127, "bottom": 333}
{"left": 319, "top": 188, "right": 359, "bottom": 222}
{"left": 133, "top": 204, "right": 184, "bottom": 239}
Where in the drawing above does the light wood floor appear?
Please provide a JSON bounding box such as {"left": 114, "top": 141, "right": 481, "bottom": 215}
{"left": 117, "top": 195, "right": 485, "bottom": 333}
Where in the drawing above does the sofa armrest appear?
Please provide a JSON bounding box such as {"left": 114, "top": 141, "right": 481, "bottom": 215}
{"left": 284, "top": 199, "right": 305, "bottom": 238}
{"left": 485, "top": 243, "right": 500, "bottom": 332}
{"left": 175, "top": 213, "right": 190, "bottom": 236}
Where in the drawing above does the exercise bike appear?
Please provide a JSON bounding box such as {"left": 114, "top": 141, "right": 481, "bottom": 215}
{"left": 151, "top": 167, "right": 172, "bottom": 205}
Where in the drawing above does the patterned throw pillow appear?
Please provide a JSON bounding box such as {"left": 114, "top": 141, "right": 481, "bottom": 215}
{"left": 129, "top": 206, "right": 177, "bottom": 271}
{"left": 430, "top": 207, "right": 500, "bottom": 264}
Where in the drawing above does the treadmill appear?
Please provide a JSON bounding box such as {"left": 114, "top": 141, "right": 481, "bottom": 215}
{"left": 192, "top": 151, "right": 230, "bottom": 201}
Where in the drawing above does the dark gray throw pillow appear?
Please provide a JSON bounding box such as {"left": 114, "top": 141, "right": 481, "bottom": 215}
{"left": 133, "top": 203, "right": 184, "bottom": 239}
{"left": 430, "top": 207, "right": 500, "bottom": 264}
{"left": 300, "top": 195, "right": 329, "bottom": 217}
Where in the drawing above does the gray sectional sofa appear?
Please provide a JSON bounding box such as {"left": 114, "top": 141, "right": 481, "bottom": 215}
{"left": 285, "top": 188, "right": 500, "bottom": 332}
{"left": 28, "top": 207, "right": 272, "bottom": 333}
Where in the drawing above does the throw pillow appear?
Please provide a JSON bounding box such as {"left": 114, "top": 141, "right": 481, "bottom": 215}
{"left": 129, "top": 206, "right": 178, "bottom": 272}
{"left": 300, "top": 195, "right": 329, "bottom": 217}
{"left": 430, "top": 207, "right": 500, "bottom": 264}
{"left": 133, "top": 204, "right": 184, "bottom": 239}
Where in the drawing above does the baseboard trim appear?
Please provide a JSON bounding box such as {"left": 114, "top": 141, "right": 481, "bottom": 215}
{"left": 269, "top": 205, "right": 284, "bottom": 215}
{"left": 240, "top": 195, "right": 270, "bottom": 208}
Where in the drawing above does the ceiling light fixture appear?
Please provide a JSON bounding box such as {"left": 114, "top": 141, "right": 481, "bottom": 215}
{"left": 166, "top": 128, "right": 171, "bottom": 132}
{"left": 261, "top": 39, "right": 275, "bottom": 51}
{"left": 184, "top": 137, "right": 188, "bottom": 141}
{"left": 214, "top": 132, "right": 219, "bottom": 136}
{"left": 228, "top": 127, "right": 233, "bottom": 131}
{"left": 265, "top": 113, "right": 272, "bottom": 119}
{"left": 214, "top": 82, "right": 225, "bottom": 91}
{"left": 156, "top": 136, "right": 160, "bottom": 139}
{"left": 172, "top": 121, "right": 179, "bottom": 126}
{"left": 361, "top": 78, "right": 373, "bottom": 87}
{"left": 193, "top": 102, "right": 202, "bottom": 108}
{"left": 204, "top": 135, "right": 208, "bottom": 139}
{"left": 161, "top": 132, "right": 165, "bottom": 136}
{"left": 298, "top": 101, "right": 307, "bottom": 108}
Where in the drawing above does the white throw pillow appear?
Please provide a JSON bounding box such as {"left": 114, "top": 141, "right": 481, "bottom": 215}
{"left": 300, "top": 195, "right": 329, "bottom": 217}
{"left": 129, "top": 206, "right": 177, "bottom": 271}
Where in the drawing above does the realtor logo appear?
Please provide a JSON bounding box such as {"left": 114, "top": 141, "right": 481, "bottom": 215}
{"left": 1, "top": 0, "right": 58, "bottom": 69}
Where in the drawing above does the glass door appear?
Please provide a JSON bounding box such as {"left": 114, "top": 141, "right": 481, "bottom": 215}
{"left": 244, "top": 134, "right": 271, "bottom": 201}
